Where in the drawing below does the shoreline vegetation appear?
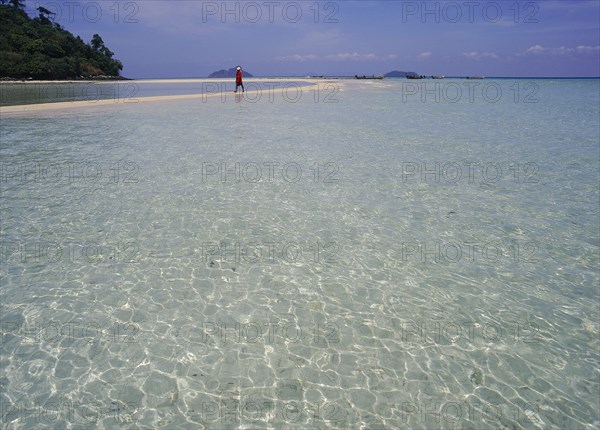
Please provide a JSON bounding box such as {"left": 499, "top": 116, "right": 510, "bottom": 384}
{"left": 0, "top": 2, "right": 123, "bottom": 80}
{"left": 0, "top": 76, "right": 128, "bottom": 82}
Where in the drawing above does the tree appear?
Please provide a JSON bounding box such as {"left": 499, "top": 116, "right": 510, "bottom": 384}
{"left": 91, "top": 34, "right": 104, "bottom": 51}
{"left": 0, "top": 6, "right": 124, "bottom": 79}
{"left": 37, "top": 6, "right": 55, "bottom": 23}
{"left": 9, "top": 0, "right": 24, "bottom": 9}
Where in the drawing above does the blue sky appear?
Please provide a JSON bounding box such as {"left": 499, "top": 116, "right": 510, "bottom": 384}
{"left": 24, "top": 0, "right": 600, "bottom": 78}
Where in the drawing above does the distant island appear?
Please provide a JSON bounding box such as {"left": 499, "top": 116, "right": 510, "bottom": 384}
{"left": 208, "top": 68, "right": 254, "bottom": 78}
{"left": 0, "top": 2, "right": 123, "bottom": 80}
{"left": 384, "top": 71, "right": 420, "bottom": 78}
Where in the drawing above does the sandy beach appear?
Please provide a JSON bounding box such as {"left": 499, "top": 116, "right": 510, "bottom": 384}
{"left": 0, "top": 78, "right": 344, "bottom": 115}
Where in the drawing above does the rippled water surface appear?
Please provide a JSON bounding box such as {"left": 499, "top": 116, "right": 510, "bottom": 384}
{"left": 1, "top": 79, "right": 598, "bottom": 429}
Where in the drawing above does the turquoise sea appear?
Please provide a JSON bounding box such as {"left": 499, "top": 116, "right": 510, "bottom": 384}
{"left": 0, "top": 78, "right": 598, "bottom": 429}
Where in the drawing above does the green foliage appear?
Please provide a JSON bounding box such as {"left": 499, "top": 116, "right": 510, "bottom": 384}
{"left": 0, "top": 4, "right": 123, "bottom": 79}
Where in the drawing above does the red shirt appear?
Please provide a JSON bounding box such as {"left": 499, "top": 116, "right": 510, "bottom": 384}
{"left": 236, "top": 70, "right": 243, "bottom": 84}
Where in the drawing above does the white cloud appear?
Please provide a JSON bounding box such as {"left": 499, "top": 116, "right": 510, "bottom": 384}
{"left": 274, "top": 54, "right": 320, "bottom": 62}
{"left": 520, "top": 44, "right": 600, "bottom": 56}
{"left": 417, "top": 52, "right": 432, "bottom": 60}
{"left": 522, "top": 45, "right": 545, "bottom": 55}
{"left": 576, "top": 45, "right": 600, "bottom": 53}
{"left": 274, "top": 52, "right": 382, "bottom": 62}
{"left": 325, "top": 52, "right": 379, "bottom": 61}
{"left": 462, "top": 51, "right": 499, "bottom": 60}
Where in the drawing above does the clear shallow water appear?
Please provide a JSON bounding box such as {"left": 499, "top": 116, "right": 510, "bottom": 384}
{"left": 0, "top": 79, "right": 598, "bottom": 429}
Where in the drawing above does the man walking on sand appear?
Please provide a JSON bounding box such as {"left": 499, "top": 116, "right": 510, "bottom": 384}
{"left": 234, "top": 66, "right": 244, "bottom": 93}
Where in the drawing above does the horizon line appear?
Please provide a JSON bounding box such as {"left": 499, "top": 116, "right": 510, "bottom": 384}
{"left": 132, "top": 76, "right": 600, "bottom": 79}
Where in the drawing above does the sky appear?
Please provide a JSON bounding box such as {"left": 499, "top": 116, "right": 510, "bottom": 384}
{"left": 23, "top": 0, "right": 600, "bottom": 78}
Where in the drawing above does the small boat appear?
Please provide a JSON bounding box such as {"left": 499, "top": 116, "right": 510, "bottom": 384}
{"left": 355, "top": 75, "right": 384, "bottom": 80}
{"left": 406, "top": 75, "right": 426, "bottom": 79}
{"left": 431, "top": 75, "right": 445, "bottom": 79}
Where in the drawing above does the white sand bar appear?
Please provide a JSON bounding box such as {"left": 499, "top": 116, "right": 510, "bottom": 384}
{"left": 0, "top": 79, "right": 345, "bottom": 115}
